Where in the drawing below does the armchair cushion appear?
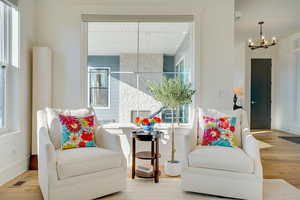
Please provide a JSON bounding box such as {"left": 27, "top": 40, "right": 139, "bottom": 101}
{"left": 201, "top": 116, "right": 238, "bottom": 147}
{"left": 188, "top": 146, "right": 254, "bottom": 173}
{"left": 58, "top": 114, "right": 96, "bottom": 150}
{"left": 45, "top": 107, "right": 97, "bottom": 149}
{"left": 56, "top": 147, "right": 122, "bottom": 180}
{"left": 199, "top": 108, "right": 242, "bottom": 147}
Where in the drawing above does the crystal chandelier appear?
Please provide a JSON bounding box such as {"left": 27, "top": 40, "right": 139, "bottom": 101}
{"left": 248, "top": 21, "right": 277, "bottom": 50}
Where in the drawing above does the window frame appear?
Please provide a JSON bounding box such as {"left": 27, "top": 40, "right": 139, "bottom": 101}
{"left": 0, "top": 1, "right": 19, "bottom": 133}
{"left": 175, "top": 56, "right": 190, "bottom": 124}
{"left": 81, "top": 18, "right": 196, "bottom": 125}
{"left": 0, "top": 66, "right": 7, "bottom": 133}
{"left": 10, "top": 5, "right": 20, "bottom": 68}
{"left": 175, "top": 56, "right": 185, "bottom": 74}
{"left": 0, "top": 1, "right": 20, "bottom": 69}
{"left": 87, "top": 66, "right": 111, "bottom": 109}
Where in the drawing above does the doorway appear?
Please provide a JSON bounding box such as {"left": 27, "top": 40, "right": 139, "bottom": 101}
{"left": 250, "top": 58, "right": 272, "bottom": 129}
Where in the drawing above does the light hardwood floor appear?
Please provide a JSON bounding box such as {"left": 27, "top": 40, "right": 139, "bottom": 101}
{"left": 0, "top": 130, "right": 299, "bottom": 200}
{"left": 253, "top": 130, "right": 300, "bottom": 189}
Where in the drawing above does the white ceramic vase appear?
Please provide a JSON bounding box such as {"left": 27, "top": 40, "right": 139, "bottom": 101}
{"left": 164, "top": 160, "right": 181, "bottom": 176}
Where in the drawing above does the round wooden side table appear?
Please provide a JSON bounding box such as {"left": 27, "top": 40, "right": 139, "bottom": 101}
{"left": 131, "top": 130, "right": 162, "bottom": 183}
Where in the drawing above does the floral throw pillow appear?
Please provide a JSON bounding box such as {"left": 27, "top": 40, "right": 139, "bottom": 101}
{"left": 58, "top": 114, "right": 96, "bottom": 150}
{"left": 202, "top": 116, "right": 238, "bottom": 147}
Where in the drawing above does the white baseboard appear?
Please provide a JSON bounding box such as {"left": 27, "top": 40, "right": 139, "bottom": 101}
{"left": 0, "top": 156, "right": 30, "bottom": 186}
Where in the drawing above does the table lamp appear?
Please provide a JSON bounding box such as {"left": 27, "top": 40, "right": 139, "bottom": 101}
{"left": 233, "top": 87, "right": 244, "bottom": 110}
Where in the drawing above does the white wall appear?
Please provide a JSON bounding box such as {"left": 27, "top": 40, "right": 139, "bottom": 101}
{"left": 234, "top": 42, "right": 246, "bottom": 90}
{"left": 35, "top": 0, "right": 235, "bottom": 109}
{"left": 0, "top": 0, "right": 36, "bottom": 185}
{"left": 273, "top": 32, "right": 300, "bottom": 135}
{"left": 232, "top": 42, "right": 247, "bottom": 115}
{"left": 198, "top": 2, "right": 235, "bottom": 110}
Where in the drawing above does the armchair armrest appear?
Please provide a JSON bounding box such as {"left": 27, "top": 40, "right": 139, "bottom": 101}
{"left": 38, "top": 126, "right": 58, "bottom": 198}
{"left": 38, "top": 127, "right": 57, "bottom": 171}
{"left": 182, "top": 129, "right": 197, "bottom": 169}
{"left": 242, "top": 128, "right": 263, "bottom": 178}
{"left": 95, "top": 126, "right": 127, "bottom": 169}
{"left": 95, "top": 126, "right": 123, "bottom": 152}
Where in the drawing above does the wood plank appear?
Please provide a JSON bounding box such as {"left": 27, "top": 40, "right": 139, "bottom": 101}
{"left": 253, "top": 130, "right": 300, "bottom": 189}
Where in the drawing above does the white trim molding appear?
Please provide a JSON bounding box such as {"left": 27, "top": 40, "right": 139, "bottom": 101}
{"left": 81, "top": 15, "right": 194, "bottom": 22}
{"left": 0, "top": 155, "right": 29, "bottom": 186}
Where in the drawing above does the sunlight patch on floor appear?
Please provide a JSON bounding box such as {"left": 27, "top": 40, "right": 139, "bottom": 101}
{"left": 251, "top": 130, "right": 272, "bottom": 134}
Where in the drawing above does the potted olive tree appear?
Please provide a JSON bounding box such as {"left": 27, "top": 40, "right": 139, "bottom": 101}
{"left": 148, "top": 77, "right": 195, "bottom": 176}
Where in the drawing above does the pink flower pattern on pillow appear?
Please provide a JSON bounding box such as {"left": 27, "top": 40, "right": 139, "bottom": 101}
{"left": 201, "top": 116, "right": 238, "bottom": 147}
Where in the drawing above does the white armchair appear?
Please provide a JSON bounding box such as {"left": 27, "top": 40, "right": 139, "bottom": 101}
{"left": 181, "top": 109, "right": 263, "bottom": 200}
{"left": 37, "top": 109, "right": 127, "bottom": 200}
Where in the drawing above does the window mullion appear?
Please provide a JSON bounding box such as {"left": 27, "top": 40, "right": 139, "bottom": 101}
{"left": 4, "top": 5, "right": 6, "bottom": 64}
{"left": 0, "top": 2, "right": 4, "bottom": 65}
{"left": 3, "top": 4, "right": 7, "bottom": 65}
{"left": 5, "top": 5, "right": 10, "bottom": 65}
{"left": 8, "top": 4, "right": 12, "bottom": 66}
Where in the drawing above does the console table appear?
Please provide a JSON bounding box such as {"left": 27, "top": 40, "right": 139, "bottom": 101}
{"left": 131, "top": 130, "right": 162, "bottom": 183}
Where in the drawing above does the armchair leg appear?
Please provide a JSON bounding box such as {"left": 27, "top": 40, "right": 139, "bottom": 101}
{"left": 30, "top": 155, "right": 38, "bottom": 170}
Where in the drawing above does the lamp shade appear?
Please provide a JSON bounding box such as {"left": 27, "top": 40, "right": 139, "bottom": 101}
{"left": 233, "top": 87, "right": 244, "bottom": 96}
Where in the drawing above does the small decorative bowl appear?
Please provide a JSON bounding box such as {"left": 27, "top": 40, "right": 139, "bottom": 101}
{"left": 141, "top": 123, "right": 155, "bottom": 132}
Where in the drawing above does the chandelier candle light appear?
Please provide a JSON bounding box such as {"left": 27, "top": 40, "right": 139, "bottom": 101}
{"left": 248, "top": 21, "right": 277, "bottom": 50}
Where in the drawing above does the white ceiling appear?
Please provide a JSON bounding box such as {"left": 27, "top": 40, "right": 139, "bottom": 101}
{"left": 88, "top": 22, "right": 190, "bottom": 55}
{"left": 235, "top": 0, "right": 300, "bottom": 43}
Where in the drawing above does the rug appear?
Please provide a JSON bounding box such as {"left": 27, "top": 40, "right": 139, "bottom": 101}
{"left": 99, "top": 179, "right": 300, "bottom": 200}
{"left": 279, "top": 136, "right": 300, "bottom": 145}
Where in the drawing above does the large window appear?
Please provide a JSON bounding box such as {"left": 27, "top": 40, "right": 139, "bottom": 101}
{"left": 86, "top": 21, "right": 193, "bottom": 124}
{"left": 0, "top": 0, "right": 19, "bottom": 131}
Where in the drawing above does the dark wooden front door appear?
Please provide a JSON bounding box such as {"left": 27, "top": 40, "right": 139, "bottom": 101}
{"left": 251, "top": 59, "right": 272, "bottom": 129}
